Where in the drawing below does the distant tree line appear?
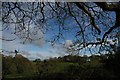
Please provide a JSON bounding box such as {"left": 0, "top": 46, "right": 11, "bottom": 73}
{"left": 2, "top": 49, "right": 120, "bottom": 80}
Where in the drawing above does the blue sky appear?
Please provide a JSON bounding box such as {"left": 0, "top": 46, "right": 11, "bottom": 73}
{"left": 2, "top": 18, "right": 76, "bottom": 60}
{"left": 1, "top": 17, "right": 99, "bottom": 60}
{"left": 1, "top": 2, "right": 117, "bottom": 60}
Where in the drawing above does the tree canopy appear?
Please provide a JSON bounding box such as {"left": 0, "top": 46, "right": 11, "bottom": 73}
{"left": 2, "top": 52, "right": 120, "bottom": 80}
{"left": 1, "top": 2, "right": 120, "bottom": 54}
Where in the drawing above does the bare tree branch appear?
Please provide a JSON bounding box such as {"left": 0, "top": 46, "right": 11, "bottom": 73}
{"left": 75, "top": 2, "right": 101, "bottom": 35}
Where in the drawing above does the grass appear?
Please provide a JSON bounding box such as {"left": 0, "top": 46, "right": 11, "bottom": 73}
{"left": 47, "top": 62, "right": 79, "bottom": 73}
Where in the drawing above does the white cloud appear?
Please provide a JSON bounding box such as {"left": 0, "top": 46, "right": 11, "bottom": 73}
{"left": 2, "top": 23, "right": 45, "bottom": 52}
{"left": 51, "top": 40, "right": 77, "bottom": 56}
{"left": 2, "top": 39, "right": 26, "bottom": 53}
{"left": 107, "top": 39, "right": 116, "bottom": 45}
{"left": 64, "top": 40, "right": 73, "bottom": 48}
{"left": 27, "top": 50, "right": 60, "bottom": 60}
{"left": 52, "top": 44, "right": 67, "bottom": 56}
{"left": 16, "top": 25, "right": 45, "bottom": 47}
{"left": 26, "top": 41, "right": 73, "bottom": 60}
{"left": 20, "top": 51, "right": 31, "bottom": 57}
{"left": 2, "top": 22, "right": 76, "bottom": 60}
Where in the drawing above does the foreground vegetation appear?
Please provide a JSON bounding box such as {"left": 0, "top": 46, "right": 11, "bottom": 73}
{"left": 2, "top": 51, "right": 120, "bottom": 80}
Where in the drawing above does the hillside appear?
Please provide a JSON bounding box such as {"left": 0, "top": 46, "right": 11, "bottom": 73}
{"left": 2, "top": 52, "right": 120, "bottom": 80}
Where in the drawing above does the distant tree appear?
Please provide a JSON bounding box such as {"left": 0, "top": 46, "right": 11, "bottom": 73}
{"left": 2, "top": 55, "right": 18, "bottom": 75}
{"left": 14, "top": 54, "right": 34, "bottom": 74}
{"left": 33, "top": 58, "right": 41, "bottom": 62}
{"left": 14, "top": 50, "right": 18, "bottom": 56}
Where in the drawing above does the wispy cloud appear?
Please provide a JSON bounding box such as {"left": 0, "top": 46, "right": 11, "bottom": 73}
{"left": 2, "top": 23, "right": 77, "bottom": 60}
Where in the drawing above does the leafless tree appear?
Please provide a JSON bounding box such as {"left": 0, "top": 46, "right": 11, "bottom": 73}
{"left": 1, "top": 2, "right": 120, "bottom": 54}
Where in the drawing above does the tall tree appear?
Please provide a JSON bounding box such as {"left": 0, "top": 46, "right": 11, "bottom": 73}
{"left": 1, "top": 2, "right": 120, "bottom": 54}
